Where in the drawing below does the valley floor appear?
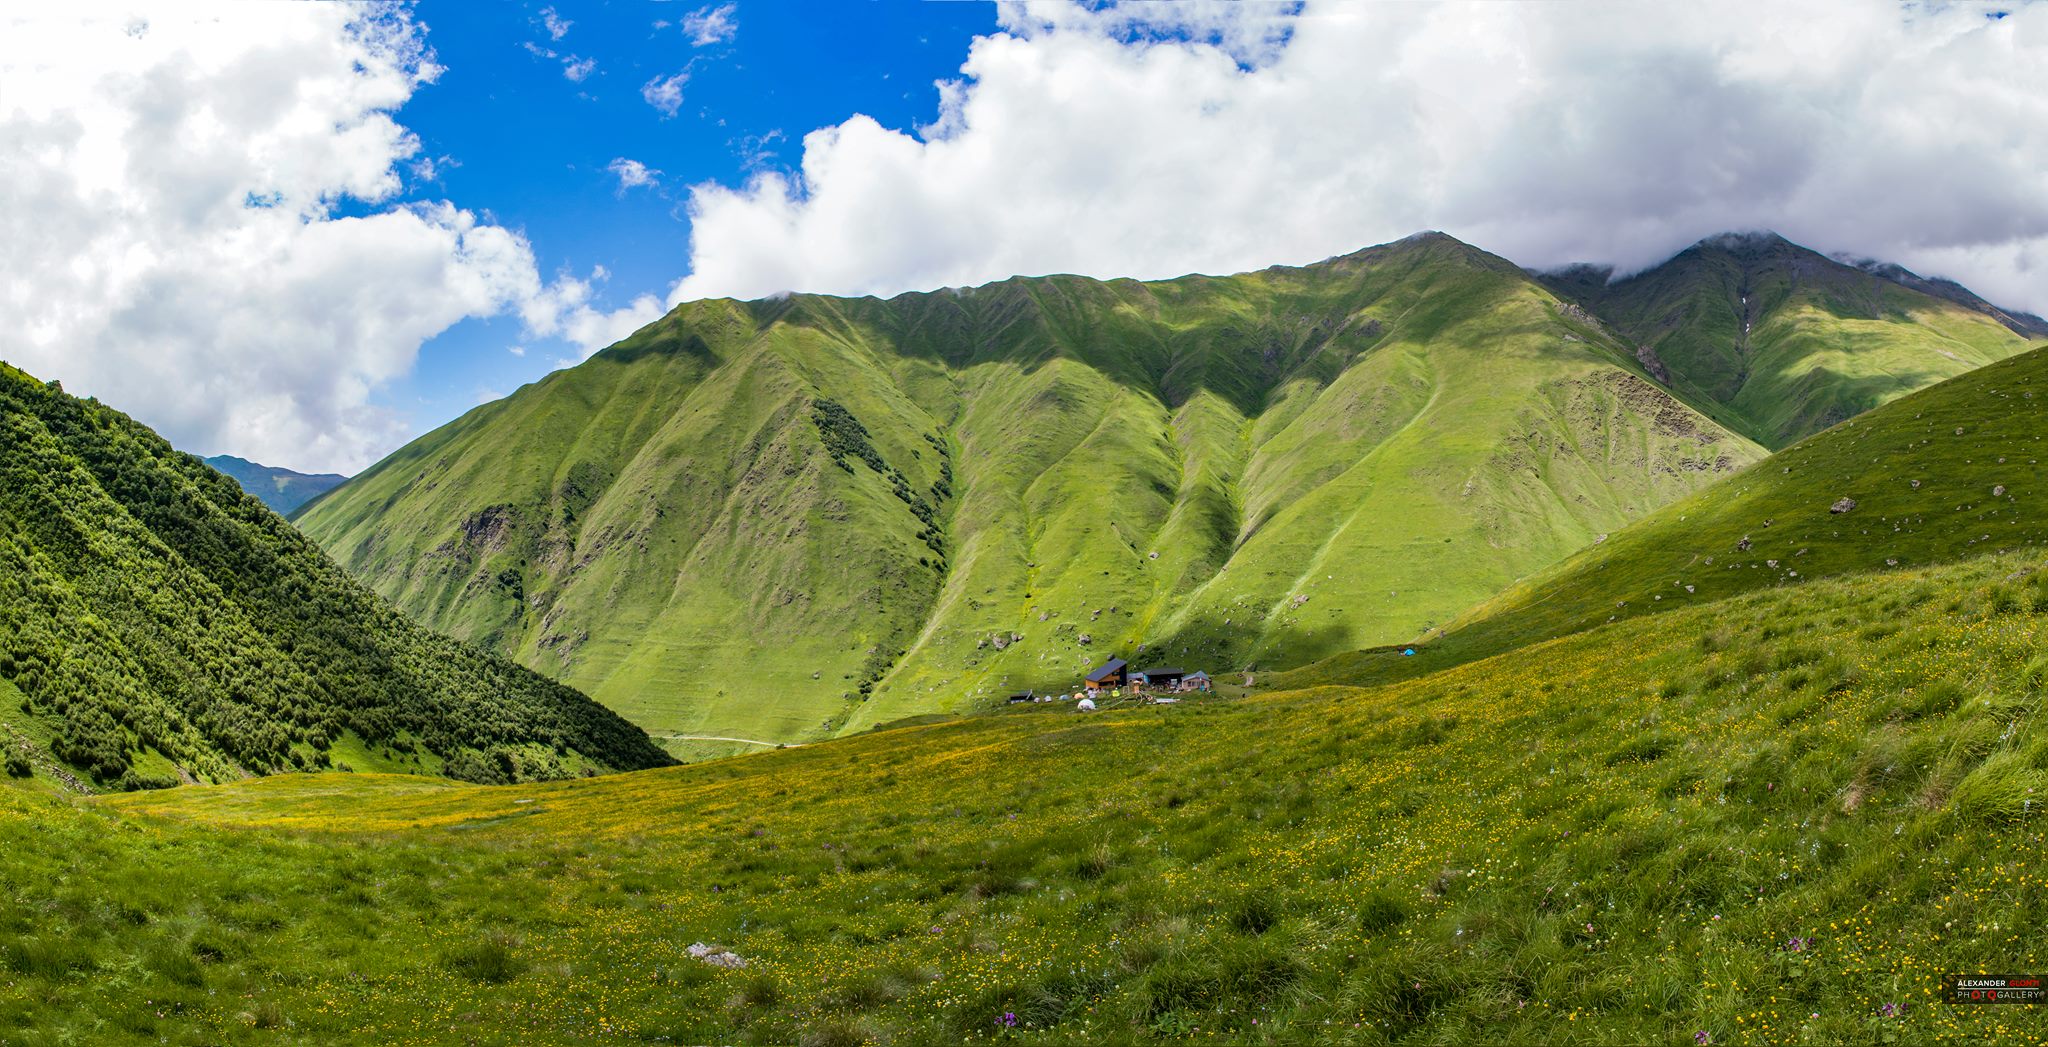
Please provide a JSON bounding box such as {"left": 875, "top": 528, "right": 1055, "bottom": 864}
{"left": 10, "top": 553, "right": 2048, "bottom": 1043}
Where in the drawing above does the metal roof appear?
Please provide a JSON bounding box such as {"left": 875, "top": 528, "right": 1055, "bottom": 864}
{"left": 1083, "top": 657, "right": 1129, "bottom": 682}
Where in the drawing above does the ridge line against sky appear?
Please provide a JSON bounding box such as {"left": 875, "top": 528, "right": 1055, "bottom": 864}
{"left": 2, "top": 0, "right": 2044, "bottom": 474}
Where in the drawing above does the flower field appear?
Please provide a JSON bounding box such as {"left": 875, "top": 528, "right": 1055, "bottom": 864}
{"left": 5, "top": 550, "right": 2048, "bottom": 1042}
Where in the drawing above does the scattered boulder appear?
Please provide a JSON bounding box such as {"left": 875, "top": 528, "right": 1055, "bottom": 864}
{"left": 1077, "top": 633, "right": 1092, "bottom": 646}
{"left": 1911, "top": 479, "right": 1922, "bottom": 489}
{"left": 687, "top": 943, "right": 747, "bottom": 969}
{"left": 1148, "top": 551, "right": 1159, "bottom": 560}
{"left": 1994, "top": 485, "right": 2007, "bottom": 497}
{"left": 1736, "top": 536, "right": 1753, "bottom": 552}
{"left": 1829, "top": 497, "right": 1857, "bottom": 514}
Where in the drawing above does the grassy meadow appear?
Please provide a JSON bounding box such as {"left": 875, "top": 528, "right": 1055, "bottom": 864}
{"left": 3, "top": 548, "right": 2044, "bottom": 1042}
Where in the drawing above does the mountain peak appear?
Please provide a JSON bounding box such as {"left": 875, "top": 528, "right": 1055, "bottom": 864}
{"left": 1688, "top": 230, "right": 1799, "bottom": 255}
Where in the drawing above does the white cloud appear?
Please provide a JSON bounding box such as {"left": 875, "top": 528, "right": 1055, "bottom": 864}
{"left": 521, "top": 39, "right": 594, "bottom": 83}
{"left": 681, "top": 3, "right": 739, "bottom": 47}
{"left": 670, "top": 0, "right": 2048, "bottom": 318}
{"left": 519, "top": 269, "right": 666, "bottom": 361}
{"left": 642, "top": 70, "right": 688, "bottom": 116}
{"left": 0, "top": 5, "right": 644, "bottom": 472}
{"left": 508, "top": 345, "right": 527, "bottom": 357}
{"left": 608, "top": 157, "right": 661, "bottom": 192}
{"left": 540, "top": 7, "right": 571, "bottom": 42}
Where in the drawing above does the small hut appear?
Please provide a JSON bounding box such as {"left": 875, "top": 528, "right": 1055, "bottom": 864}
{"left": 1139, "top": 667, "right": 1185, "bottom": 689}
{"left": 1083, "top": 657, "right": 1129, "bottom": 690}
{"left": 1183, "top": 671, "right": 1211, "bottom": 692}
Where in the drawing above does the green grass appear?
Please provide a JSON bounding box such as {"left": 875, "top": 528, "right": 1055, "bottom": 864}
{"left": 298, "top": 233, "right": 1763, "bottom": 745}
{"left": 1274, "top": 341, "right": 2048, "bottom": 695}
{"left": 0, "top": 548, "right": 2029, "bottom": 1042}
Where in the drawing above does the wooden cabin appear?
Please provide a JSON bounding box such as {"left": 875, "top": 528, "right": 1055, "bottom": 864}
{"left": 1083, "top": 657, "right": 1129, "bottom": 690}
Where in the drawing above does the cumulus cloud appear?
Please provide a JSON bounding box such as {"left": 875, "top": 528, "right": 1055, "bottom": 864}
{"left": 608, "top": 157, "right": 661, "bottom": 192}
{"left": 642, "top": 70, "right": 689, "bottom": 116}
{"left": 670, "top": 0, "right": 2048, "bottom": 316}
{"left": 682, "top": 3, "right": 739, "bottom": 47}
{"left": 0, "top": 5, "right": 642, "bottom": 472}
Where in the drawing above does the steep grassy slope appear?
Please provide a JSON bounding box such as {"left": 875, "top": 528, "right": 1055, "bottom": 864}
{"left": 0, "top": 364, "right": 671, "bottom": 789}
{"left": 301, "top": 234, "right": 1761, "bottom": 749}
{"left": 1, "top": 551, "right": 2031, "bottom": 1042}
{"left": 1274, "top": 341, "right": 2048, "bottom": 693}
{"left": 1539, "top": 232, "right": 2034, "bottom": 448}
{"left": 202, "top": 456, "right": 347, "bottom": 516}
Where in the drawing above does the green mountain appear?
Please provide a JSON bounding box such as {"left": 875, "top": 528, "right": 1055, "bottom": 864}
{"left": 10, "top": 543, "right": 2037, "bottom": 1043}
{"left": 298, "top": 233, "right": 1765, "bottom": 750}
{"left": 0, "top": 363, "right": 672, "bottom": 789}
{"left": 1275, "top": 339, "right": 2048, "bottom": 693}
{"left": 1537, "top": 231, "right": 2035, "bottom": 448}
{"left": 203, "top": 455, "right": 348, "bottom": 516}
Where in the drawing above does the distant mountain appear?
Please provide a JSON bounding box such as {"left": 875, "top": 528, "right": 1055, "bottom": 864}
{"left": 204, "top": 455, "right": 348, "bottom": 515}
{"left": 0, "top": 363, "right": 673, "bottom": 789}
{"left": 1535, "top": 232, "right": 2037, "bottom": 448}
{"left": 1278, "top": 340, "right": 2048, "bottom": 691}
{"left": 298, "top": 232, "right": 1761, "bottom": 749}
{"left": 1842, "top": 257, "right": 2048, "bottom": 339}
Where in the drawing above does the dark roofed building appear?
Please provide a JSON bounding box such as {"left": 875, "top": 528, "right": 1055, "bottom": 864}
{"left": 1083, "top": 657, "right": 1129, "bottom": 690}
{"left": 1139, "top": 667, "right": 1185, "bottom": 687}
{"left": 1006, "top": 691, "right": 1035, "bottom": 704}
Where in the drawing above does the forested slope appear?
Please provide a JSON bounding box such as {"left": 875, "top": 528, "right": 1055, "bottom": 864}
{"left": 0, "top": 364, "right": 672, "bottom": 789}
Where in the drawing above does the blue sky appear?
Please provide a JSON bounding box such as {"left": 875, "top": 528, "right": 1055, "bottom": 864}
{"left": 386, "top": 0, "right": 997, "bottom": 446}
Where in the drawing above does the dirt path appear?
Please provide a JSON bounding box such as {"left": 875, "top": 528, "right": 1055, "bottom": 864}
{"left": 658, "top": 734, "right": 801, "bottom": 749}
